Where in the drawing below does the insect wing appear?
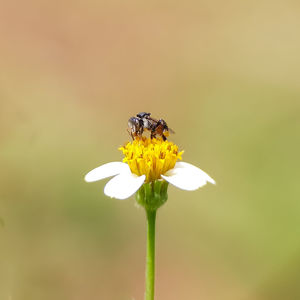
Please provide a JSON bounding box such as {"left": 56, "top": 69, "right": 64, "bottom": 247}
{"left": 168, "top": 127, "right": 175, "bottom": 134}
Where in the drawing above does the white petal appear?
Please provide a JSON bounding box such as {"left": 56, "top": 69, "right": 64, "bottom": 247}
{"left": 84, "top": 162, "right": 130, "bottom": 182}
{"left": 104, "top": 173, "right": 145, "bottom": 200}
{"left": 173, "top": 162, "right": 216, "bottom": 184}
{"left": 161, "top": 161, "right": 215, "bottom": 191}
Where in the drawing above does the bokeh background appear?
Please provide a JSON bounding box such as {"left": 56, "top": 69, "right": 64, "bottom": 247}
{"left": 1, "top": 1, "right": 300, "bottom": 299}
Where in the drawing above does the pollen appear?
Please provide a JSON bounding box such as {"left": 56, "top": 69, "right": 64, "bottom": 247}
{"left": 119, "top": 137, "right": 184, "bottom": 183}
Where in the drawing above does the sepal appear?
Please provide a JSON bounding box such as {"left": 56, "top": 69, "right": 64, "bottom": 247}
{"left": 136, "top": 180, "right": 169, "bottom": 211}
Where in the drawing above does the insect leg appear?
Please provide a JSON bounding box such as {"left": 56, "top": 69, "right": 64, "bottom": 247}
{"left": 127, "top": 129, "right": 134, "bottom": 140}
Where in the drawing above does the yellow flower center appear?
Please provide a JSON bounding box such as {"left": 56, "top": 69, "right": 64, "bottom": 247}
{"left": 119, "top": 137, "right": 184, "bottom": 183}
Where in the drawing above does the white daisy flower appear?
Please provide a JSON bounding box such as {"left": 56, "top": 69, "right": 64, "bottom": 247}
{"left": 85, "top": 134, "right": 216, "bottom": 300}
{"left": 85, "top": 137, "right": 215, "bottom": 200}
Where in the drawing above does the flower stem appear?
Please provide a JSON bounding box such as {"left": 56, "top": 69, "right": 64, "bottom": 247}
{"left": 145, "top": 209, "right": 156, "bottom": 300}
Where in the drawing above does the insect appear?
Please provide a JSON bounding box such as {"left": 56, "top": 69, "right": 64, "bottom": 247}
{"left": 128, "top": 112, "right": 174, "bottom": 141}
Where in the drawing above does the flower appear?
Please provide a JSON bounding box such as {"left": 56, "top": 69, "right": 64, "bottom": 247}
{"left": 85, "top": 137, "right": 215, "bottom": 200}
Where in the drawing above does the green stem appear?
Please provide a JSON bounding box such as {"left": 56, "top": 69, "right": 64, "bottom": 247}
{"left": 145, "top": 209, "right": 156, "bottom": 300}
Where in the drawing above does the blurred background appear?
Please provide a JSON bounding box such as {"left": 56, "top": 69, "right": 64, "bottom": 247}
{"left": 0, "top": 0, "right": 300, "bottom": 299}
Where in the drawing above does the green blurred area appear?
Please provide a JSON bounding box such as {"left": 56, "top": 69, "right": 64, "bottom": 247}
{"left": 1, "top": 1, "right": 300, "bottom": 299}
